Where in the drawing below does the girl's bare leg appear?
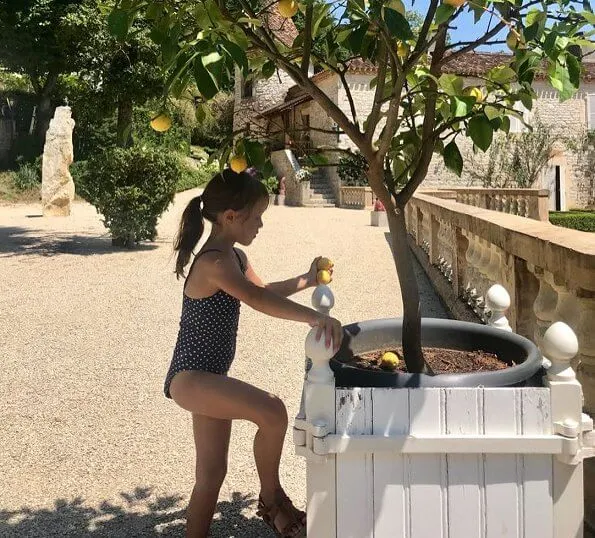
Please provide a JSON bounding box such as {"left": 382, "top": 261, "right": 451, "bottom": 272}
{"left": 186, "top": 414, "right": 231, "bottom": 538}
{"left": 170, "top": 371, "right": 294, "bottom": 533}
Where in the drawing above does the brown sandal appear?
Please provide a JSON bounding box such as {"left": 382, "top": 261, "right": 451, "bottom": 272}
{"left": 257, "top": 490, "right": 306, "bottom": 537}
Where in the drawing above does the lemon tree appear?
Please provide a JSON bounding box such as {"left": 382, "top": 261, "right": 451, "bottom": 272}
{"left": 112, "top": 0, "right": 592, "bottom": 373}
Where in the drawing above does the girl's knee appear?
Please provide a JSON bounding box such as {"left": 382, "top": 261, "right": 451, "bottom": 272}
{"left": 259, "top": 395, "right": 288, "bottom": 430}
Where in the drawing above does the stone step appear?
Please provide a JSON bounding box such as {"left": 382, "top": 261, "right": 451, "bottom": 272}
{"left": 310, "top": 186, "right": 334, "bottom": 195}
{"left": 302, "top": 201, "right": 336, "bottom": 208}
{"left": 308, "top": 194, "right": 336, "bottom": 203}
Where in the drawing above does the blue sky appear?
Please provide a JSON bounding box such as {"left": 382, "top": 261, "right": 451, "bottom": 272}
{"left": 404, "top": 0, "right": 509, "bottom": 52}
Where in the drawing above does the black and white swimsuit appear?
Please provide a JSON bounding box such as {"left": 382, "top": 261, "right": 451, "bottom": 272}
{"left": 164, "top": 248, "right": 245, "bottom": 398}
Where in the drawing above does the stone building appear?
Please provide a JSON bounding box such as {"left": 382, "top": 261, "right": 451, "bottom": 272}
{"left": 234, "top": 23, "right": 595, "bottom": 210}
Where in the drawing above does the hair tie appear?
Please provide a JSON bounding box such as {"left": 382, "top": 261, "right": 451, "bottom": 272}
{"left": 196, "top": 195, "right": 203, "bottom": 209}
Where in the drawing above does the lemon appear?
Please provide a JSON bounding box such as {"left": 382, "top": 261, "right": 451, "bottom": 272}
{"left": 397, "top": 41, "right": 409, "bottom": 59}
{"left": 464, "top": 86, "right": 484, "bottom": 103}
{"left": 317, "top": 269, "right": 332, "bottom": 285}
{"left": 278, "top": 0, "right": 298, "bottom": 18}
{"left": 316, "top": 257, "right": 334, "bottom": 271}
{"left": 380, "top": 351, "right": 400, "bottom": 370}
{"left": 444, "top": 0, "right": 466, "bottom": 7}
{"left": 229, "top": 156, "right": 248, "bottom": 173}
{"left": 150, "top": 113, "right": 172, "bottom": 133}
{"left": 382, "top": 0, "right": 405, "bottom": 17}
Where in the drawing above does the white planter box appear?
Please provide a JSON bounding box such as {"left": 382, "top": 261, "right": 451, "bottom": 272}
{"left": 370, "top": 210, "right": 388, "bottom": 227}
{"left": 295, "top": 288, "right": 595, "bottom": 538}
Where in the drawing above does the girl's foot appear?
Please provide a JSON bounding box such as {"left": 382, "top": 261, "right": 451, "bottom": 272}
{"left": 257, "top": 489, "right": 306, "bottom": 537}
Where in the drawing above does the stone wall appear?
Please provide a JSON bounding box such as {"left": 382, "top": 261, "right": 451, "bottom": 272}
{"left": 233, "top": 66, "right": 295, "bottom": 134}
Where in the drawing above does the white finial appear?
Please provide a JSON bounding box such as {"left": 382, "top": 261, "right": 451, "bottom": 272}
{"left": 543, "top": 321, "right": 579, "bottom": 382}
{"left": 486, "top": 284, "right": 512, "bottom": 332}
{"left": 311, "top": 284, "right": 335, "bottom": 315}
{"left": 305, "top": 328, "right": 335, "bottom": 384}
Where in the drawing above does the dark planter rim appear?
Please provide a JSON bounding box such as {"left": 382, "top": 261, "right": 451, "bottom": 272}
{"left": 330, "top": 318, "right": 543, "bottom": 388}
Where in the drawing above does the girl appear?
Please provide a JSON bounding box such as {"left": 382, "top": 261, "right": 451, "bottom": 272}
{"left": 165, "top": 168, "right": 343, "bottom": 538}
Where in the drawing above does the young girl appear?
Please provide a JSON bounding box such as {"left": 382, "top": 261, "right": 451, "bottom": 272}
{"left": 165, "top": 168, "right": 343, "bottom": 538}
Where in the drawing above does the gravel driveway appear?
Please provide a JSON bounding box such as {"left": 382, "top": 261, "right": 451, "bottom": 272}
{"left": 0, "top": 189, "right": 447, "bottom": 537}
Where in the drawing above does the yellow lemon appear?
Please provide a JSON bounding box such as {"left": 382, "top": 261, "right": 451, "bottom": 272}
{"left": 150, "top": 113, "right": 172, "bottom": 133}
{"left": 380, "top": 351, "right": 400, "bottom": 370}
{"left": 317, "top": 269, "right": 332, "bottom": 285}
{"left": 397, "top": 41, "right": 410, "bottom": 59}
{"left": 229, "top": 155, "right": 248, "bottom": 173}
{"left": 388, "top": 0, "right": 406, "bottom": 14}
{"left": 444, "top": 0, "right": 466, "bottom": 7}
{"left": 464, "top": 86, "right": 484, "bottom": 103}
{"left": 278, "top": 0, "right": 298, "bottom": 18}
{"left": 317, "top": 257, "right": 334, "bottom": 271}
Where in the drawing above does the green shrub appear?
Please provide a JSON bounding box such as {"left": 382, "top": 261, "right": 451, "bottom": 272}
{"left": 13, "top": 158, "right": 41, "bottom": 191}
{"left": 261, "top": 176, "right": 279, "bottom": 194}
{"left": 338, "top": 152, "right": 368, "bottom": 186}
{"left": 70, "top": 160, "right": 91, "bottom": 200}
{"left": 549, "top": 211, "right": 595, "bottom": 232}
{"left": 81, "top": 146, "right": 181, "bottom": 247}
{"left": 176, "top": 160, "right": 219, "bottom": 192}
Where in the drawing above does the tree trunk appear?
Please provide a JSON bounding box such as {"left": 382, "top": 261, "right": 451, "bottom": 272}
{"left": 117, "top": 98, "right": 133, "bottom": 148}
{"left": 386, "top": 204, "right": 429, "bottom": 374}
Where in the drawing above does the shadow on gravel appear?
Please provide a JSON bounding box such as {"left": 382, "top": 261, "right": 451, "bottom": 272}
{"left": 0, "top": 226, "right": 158, "bottom": 257}
{"left": 0, "top": 487, "right": 274, "bottom": 537}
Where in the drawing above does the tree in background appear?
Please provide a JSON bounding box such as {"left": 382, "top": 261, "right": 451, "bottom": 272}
{"left": 0, "top": 0, "right": 102, "bottom": 149}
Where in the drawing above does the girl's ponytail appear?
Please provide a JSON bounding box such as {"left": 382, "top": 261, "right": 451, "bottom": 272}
{"left": 174, "top": 195, "right": 204, "bottom": 279}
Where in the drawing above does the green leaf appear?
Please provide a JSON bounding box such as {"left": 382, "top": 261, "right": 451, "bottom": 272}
{"left": 548, "top": 60, "right": 577, "bottom": 101}
{"left": 347, "top": 24, "right": 369, "bottom": 54}
{"left": 439, "top": 74, "right": 464, "bottom": 96}
{"left": 543, "top": 31, "right": 559, "bottom": 59}
{"left": 484, "top": 105, "right": 501, "bottom": 120}
{"left": 518, "top": 91, "right": 533, "bottom": 111}
{"left": 468, "top": 115, "right": 493, "bottom": 152}
{"left": 221, "top": 40, "right": 249, "bottom": 77}
{"left": 567, "top": 53, "right": 581, "bottom": 88}
{"left": 262, "top": 60, "right": 276, "bottom": 78}
{"left": 384, "top": 8, "right": 414, "bottom": 40}
{"left": 443, "top": 142, "right": 463, "bottom": 177}
{"left": 244, "top": 140, "right": 266, "bottom": 167}
{"left": 434, "top": 4, "right": 455, "bottom": 25}
{"left": 451, "top": 96, "right": 475, "bottom": 118}
{"left": 108, "top": 9, "right": 130, "bottom": 39}
{"left": 500, "top": 115, "right": 511, "bottom": 134}
{"left": 487, "top": 66, "right": 516, "bottom": 85}
{"left": 582, "top": 11, "right": 595, "bottom": 25}
{"left": 194, "top": 57, "right": 219, "bottom": 99}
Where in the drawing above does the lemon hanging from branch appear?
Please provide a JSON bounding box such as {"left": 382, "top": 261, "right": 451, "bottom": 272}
{"left": 150, "top": 113, "right": 172, "bottom": 133}
{"left": 277, "top": 0, "right": 299, "bottom": 18}
{"left": 230, "top": 155, "right": 248, "bottom": 173}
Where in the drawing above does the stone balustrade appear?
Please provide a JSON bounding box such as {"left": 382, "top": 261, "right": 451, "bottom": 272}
{"left": 339, "top": 186, "right": 374, "bottom": 209}
{"left": 420, "top": 187, "right": 550, "bottom": 221}
{"left": 406, "top": 192, "right": 595, "bottom": 416}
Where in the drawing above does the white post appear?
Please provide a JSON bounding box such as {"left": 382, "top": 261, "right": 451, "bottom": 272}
{"left": 485, "top": 284, "right": 512, "bottom": 332}
{"left": 294, "top": 284, "right": 337, "bottom": 538}
{"left": 543, "top": 322, "right": 585, "bottom": 538}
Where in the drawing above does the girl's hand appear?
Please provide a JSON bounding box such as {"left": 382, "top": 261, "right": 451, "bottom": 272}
{"left": 313, "top": 315, "right": 343, "bottom": 353}
{"left": 306, "top": 256, "right": 333, "bottom": 288}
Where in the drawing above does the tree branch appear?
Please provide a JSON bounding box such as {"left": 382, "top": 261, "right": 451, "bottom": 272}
{"left": 301, "top": 4, "right": 313, "bottom": 77}
{"left": 364, "top": 42, "right": 389, "bottom": 144}
{"left": 396, "top": 26, "right": 447, "bottom": 206}
{"left": 338, "top": 68, "right": 359, "bottom": 126}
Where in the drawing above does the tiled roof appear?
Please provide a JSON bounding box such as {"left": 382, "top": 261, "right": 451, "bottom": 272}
{"left": 264, "top": 10, "right": 299, "bottom": 47}
{"left": 346, "top": 51, "right": 595, "bottom": 81}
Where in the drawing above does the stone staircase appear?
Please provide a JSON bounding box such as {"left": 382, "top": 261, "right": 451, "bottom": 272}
{"left": 303, "top": 168, "right": 336, "bottom": 207}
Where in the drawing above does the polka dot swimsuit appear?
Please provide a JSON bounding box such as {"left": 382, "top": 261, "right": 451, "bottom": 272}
{"left": 164, "top": 248, "right": 245, "bottom": 398}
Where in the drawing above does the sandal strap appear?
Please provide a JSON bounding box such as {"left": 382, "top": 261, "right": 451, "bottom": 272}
{"left": 257, "top": 494, "right": 306, "bottom": 537}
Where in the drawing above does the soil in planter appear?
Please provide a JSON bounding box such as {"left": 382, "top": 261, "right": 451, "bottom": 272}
{"left": 347, "top": 348, "right": 510, "bottom": 374}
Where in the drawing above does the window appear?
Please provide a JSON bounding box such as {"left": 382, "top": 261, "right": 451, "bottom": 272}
{"left": 588, "top": 94, "right": 595, "bottom": 130}
{"left": 509, "top": 101, "right": 530, "bottom": 133}
{"left": 241, "top": 79, "right": 253, "bottom": 98}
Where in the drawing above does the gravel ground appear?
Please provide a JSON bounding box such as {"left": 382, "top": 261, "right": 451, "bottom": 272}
{"left": 0, "top": 190, "right": 448, "bottom": 537}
